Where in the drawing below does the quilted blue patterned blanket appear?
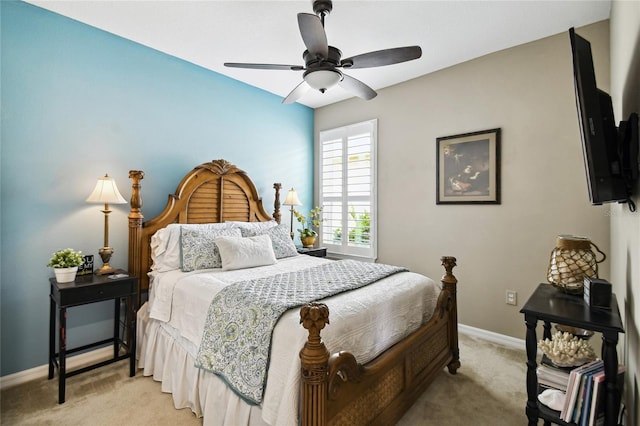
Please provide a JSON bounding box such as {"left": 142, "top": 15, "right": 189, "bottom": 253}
{"left": 194, "top": 259, "right": 407, "bottom": 404}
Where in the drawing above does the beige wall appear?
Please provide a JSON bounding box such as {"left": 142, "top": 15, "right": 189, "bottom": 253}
{"left": 315, "top": 22, "right": 613, "bottom": 340}
{"left": 610, "top": 1, "right": 640, "bottom": 424}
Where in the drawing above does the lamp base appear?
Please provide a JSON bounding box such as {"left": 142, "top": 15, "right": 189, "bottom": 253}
{"left": 95, "top": 246, "right": 116, "bottom": 275}
{"left": 95, "top": 264, "right": 118, "bottom": 275}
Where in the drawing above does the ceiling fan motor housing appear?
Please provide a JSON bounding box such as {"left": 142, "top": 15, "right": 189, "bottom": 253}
{"left": 303, "top": 45, "right": 342, "bottom": 67}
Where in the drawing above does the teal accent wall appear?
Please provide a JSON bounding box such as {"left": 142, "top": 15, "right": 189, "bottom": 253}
{"left": 0, "top": 1, "right": 314, "bottom": 376}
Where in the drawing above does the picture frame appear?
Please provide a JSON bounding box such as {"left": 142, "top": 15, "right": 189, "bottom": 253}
{"left": 436, "top": 128, "right": 501, "bottom": 204}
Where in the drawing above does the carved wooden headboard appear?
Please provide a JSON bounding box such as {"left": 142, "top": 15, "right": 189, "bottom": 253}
{"left": 128, "top": 159, "right": 282, "bottom": 300}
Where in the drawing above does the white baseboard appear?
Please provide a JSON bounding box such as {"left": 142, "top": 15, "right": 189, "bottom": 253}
{"left": 459, "top": 323, "right": 525, "bottom": 351}
{"left": 0, "top": 346, "right": 113, "bottom": 391}
{"left": 1, "top": 324, "right": 523, "bottom": 390}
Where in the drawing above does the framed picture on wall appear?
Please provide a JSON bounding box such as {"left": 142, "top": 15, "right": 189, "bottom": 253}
{"left": 436, "top": 128, "right": 501, "bottom": 204}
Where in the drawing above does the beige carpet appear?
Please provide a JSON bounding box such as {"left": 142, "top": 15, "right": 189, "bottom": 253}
{"left": 0, "top": 332, "right": 528, "bottom": 425}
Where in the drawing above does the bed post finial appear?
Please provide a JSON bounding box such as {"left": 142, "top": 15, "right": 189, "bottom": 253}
{"left": 129, "top": 171, "right": 144, "bottom": 219}
{"left": 273, "top": 183, "right": 282, "bottom": 224}
{"left": 299, "top": 302, "right": 330, "bottom": 426}
{"left": 129, "top": 170, "right": 144, "bottom": 306}
{"left": 441, "top": 256, "right": 457, "bottom": 284}
{"left": 440, "top": 256, "right": 460, "bottom": 374}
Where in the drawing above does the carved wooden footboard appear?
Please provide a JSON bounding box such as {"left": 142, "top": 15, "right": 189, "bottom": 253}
{"left": 299, "top": 257, "right": 459, "bottom": 426}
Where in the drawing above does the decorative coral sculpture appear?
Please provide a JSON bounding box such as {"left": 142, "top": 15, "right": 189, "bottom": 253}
{"left": 538, "top": 331, "right": 596, "bottom": 367}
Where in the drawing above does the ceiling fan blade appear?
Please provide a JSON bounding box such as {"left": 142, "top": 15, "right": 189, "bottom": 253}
{"left": 298, "top": 13, "right": 328, "bottom": 59}
{"left": 338, "top": 74, "right": 377, "bottom": 100}
{"left": 282, "top": 81, "right": 310, "bottom": 104}
{"left": 224, "top": 62, "right": 304, "bottom": 71}
{"left": 341, "top": 46, "right": 422, "bottom": 69}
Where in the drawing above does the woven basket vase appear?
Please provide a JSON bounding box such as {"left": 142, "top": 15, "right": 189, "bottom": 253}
{"left": 547, "top": 235, "right": 606, "bottom": 294}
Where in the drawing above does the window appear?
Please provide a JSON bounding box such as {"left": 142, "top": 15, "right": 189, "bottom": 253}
{"left": 319, "top": 119, "right": 377, "bottom": 261}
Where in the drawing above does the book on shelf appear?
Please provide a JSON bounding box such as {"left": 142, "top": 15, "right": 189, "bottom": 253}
{"left": 571, "top": 365, "right": 590, "bottom": 423}
{"left": 585, "top": 370, "right": 605, "bottom": 426}
{"left": 537, "top": 363, "right": 571, "bottom": 391}
{"left": 561, "top": 359, "right": 603, "bottom": 422}
{"left": 585, "top": 365, "right": 625, "bottom": 426}
{"left": 559, "top": 359, "right": 625, "bottom": 425}
{"left": 574, "top": 365, "right": 601, "bottom": 424}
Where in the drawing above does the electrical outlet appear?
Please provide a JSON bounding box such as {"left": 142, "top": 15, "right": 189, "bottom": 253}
{"left": 506, "top": 290, "right": 517, "bottom": 306}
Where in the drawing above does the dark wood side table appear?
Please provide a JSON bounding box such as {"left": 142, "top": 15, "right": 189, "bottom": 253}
{"left": 48, "top": 273, "right": 137, "bottom": 403}
{"left": 297, "top": 247, "right": 327, "bottom": 257}
{"left": 520, "top": 283, "right": 624, "bottom": 426}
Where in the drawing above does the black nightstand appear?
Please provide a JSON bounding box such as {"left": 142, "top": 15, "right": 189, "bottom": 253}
{"left": 48, "top": 273, "right": 137, "bottom": 403}
{"left": 520, "top": 284, "right": 624, "bottom": 426}
{"left": 297, "top": 247, "right": 327, "bottom": 257}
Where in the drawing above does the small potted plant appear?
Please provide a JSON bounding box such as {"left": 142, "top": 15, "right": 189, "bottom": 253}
{"left": 47, "top": 248, "right": 84, "bottom": 283}
{"left": 294, "top": 206, "right": 323, "bottom": 248}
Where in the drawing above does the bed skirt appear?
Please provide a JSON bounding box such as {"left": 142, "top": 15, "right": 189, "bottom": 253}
{"left": 137, "top": 303, "right": 268, "bottom": 426}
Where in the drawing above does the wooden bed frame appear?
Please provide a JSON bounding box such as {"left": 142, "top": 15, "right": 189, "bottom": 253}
{"left": 128, "top": 159, "right": 460, "bottom": 426}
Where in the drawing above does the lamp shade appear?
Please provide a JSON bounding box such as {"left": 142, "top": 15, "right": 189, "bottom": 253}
{"left": 283, "top": 188, "right": 302, "bottom": 206}
{"left": 86, "top": 174, "right": 127, "bottom": 204}
{"left": 304, "top": 70, "right": 341, "bottom": 93}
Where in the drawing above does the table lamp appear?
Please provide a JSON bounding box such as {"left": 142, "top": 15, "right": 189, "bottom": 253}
{"left": 86, "top": 174, "right": 127, "bottom": 275}
{"left": 282, "top": 188, "right": 302, "bottom": 239}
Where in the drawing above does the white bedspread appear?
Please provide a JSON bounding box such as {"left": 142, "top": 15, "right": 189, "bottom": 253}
{"left": 139, "top": 255, "right": 441, "bottom": 426}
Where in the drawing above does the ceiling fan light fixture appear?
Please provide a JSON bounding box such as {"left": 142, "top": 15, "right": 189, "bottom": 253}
{"left": 304, "top": 69, "right": 342, "bottom": 93}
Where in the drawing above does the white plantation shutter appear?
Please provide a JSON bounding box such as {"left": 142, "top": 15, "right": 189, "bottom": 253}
{"left": 319, "top": 119, "right": 377, "bottom": 260}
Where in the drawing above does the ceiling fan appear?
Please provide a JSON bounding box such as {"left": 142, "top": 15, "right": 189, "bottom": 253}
{"left": 224, "top": 0, "right": 422, "bottom": 104}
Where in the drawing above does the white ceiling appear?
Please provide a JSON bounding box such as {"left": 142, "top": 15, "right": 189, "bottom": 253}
{"left": 27, "top": 0, "right": 611, "bottom": 109}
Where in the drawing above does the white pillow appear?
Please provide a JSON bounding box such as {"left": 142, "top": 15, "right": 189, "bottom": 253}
{"left": 243, "top": 223, "right": 299, "bottom": 259}
{"left": 151, "top": 222, "right": 235, "bottom": 272}
{"left": 215, "top": 235, "right": 277, "bottom": 271}
{"left": 229, "top": 220, "right": 279, "bottom": 237}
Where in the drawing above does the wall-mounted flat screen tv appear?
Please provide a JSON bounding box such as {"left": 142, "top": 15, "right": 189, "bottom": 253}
{"left": 569, "top": 28, "right": 638, "bottom": 210}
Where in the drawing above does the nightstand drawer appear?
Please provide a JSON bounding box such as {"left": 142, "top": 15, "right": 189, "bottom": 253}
{"left": 51, "top": 276, "right": 136, "bottom": 307}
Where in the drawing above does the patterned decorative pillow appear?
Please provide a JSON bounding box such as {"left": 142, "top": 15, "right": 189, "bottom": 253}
{"left": 151, "top": 222, "right": 236, "bottom": 272}
{"left": 243, "top": 223, "right": 299, "bottom": 259}
{"left": 180, "top": 226, "right": 242, "bottom": 272}
{"left": 231, "top": 220, "right": 279, "bottom": 237}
